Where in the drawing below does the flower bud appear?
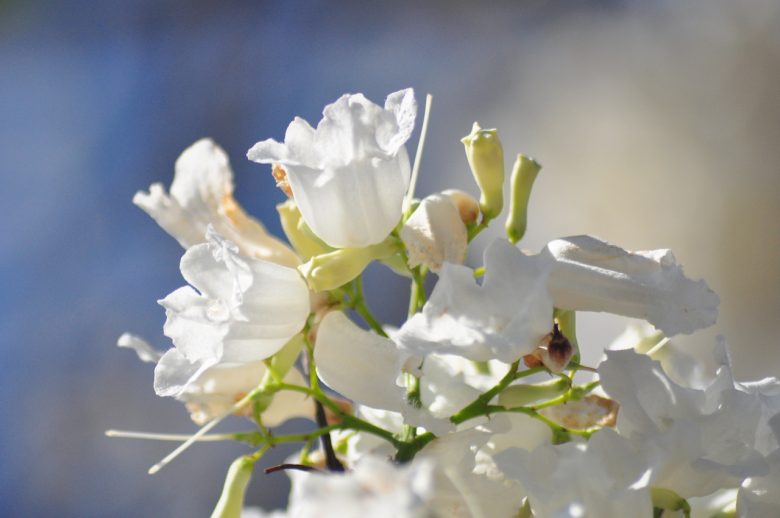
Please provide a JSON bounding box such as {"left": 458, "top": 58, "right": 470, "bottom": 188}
{"left": 277, "top": 199, "right": 331, "bottom": 260}
{"left": 211, "top": 455, "right": 256, "bottom": 518}
{"left": 505, "top": 154, "right": 541, "bottom": 244}
{"left": 299, "top": 239, "right": 399, "bottom": 292}
{"left": 461, "top": 122, "right": 505, "bottom": 220}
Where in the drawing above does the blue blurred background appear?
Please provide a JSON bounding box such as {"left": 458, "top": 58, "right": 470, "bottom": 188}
{"left": 2, "top": 0, "right": 779, "bottom": 516}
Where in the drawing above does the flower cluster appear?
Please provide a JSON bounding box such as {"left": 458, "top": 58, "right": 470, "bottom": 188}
{"left": 114, "top": 90, "right": 779, "bottom": 518}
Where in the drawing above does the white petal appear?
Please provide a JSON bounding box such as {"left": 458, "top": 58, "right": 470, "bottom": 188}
{"left": 400, "top": 194, "right": 468, "bottom": 273}
{"left": 248, "top": 91, "right": 416, "bottom": 248}
{"left": 135, "top": 138, "right": 299, "bottom": 267}
{"left": 396, "top": 239, "right": 553, "bottom": 363}
{"left": 159, "top": 230, "right": 310, "bottom": 380}
{"left": 153, "top": 347, "right": 217, "bottom": 397}
{"left": 117, "top": 333, "right": 162, "bottom": 363}
{"left": 314, "top": 311, "right": 406, "bottom": 411}
{"left": 738, "top": 446, "right": 780, "bottom": 516}
{"left": 542, "top": 235, "right": 719, "bottom": 336}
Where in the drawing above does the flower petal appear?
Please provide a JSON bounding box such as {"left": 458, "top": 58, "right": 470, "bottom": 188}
{"left": 314, "top": 311, "right": 406, "bottom": 411}
{"left": 135, "top": 138, "right": 299, "bottom": 267}
{"left": 542, "top": 235, "right": 719, "bottom": 336}
{"left": 396, "top": 239, "right": 553, "bottom": 363}
{"left": 400, "top": 193, "right": 468, "bottom": 273}
{"left": 117, "top": 333, "right": 162, "bottom": 363}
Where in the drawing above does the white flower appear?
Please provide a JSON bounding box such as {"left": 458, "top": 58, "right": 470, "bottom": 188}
{"left": 314, "top": 311, "right": 453, "bottom": 436}
{"left": 286, "top": 456, "right": 435, "bottom": 518}
{"left": 599, "top": 347, "right": 769, "bottom": 497}
{"left": 400, "top": 193, "right": 468, "bottom": 273}
{"left": 541, "top": 235, "right": 719, "bottom": 336}
{"left": 738, "top": 432, "right": 780, "bottom": 517}
{"left": 247, "top": 89, "right": 416, "bottom": 248}
{"left": 155, "top": 228, "right": 310, "bottom": 397}
{"left": 134, "top": 138, "right": 300, "bottom": 268}
{"left": 117, "top": 334, "right": 310, "bottom": 425}
{"left": 396, "top": 238, "right": 553, "bottom": 363}
{"left": 494, "top": 429, "right": 653, "bottom": 518}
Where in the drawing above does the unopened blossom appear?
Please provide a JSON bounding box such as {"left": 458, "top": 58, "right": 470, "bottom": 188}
{"left": 461, "top": 122, "right": 504, "bottom": 219}
{"left": 155, "top": 229, "right": 310, "bottom": 397}
{"left": 494, "top": 429, "right": 653, "bottom": 518}
{"left": 396, "top": 238, "right": 553, "bottom": 363}
{"left": 505, "top": 154, "right": 541, "bottom": 244}
{"left": 599, "top": 347, "right": 768, "bottom": 498}
{"left": 118, "top": 334, "right": 310, "bottom": 425}
{"left": 248, "top": 89, "right": 417, "bottom": 249}
{"left": 400, "top": 193, "right": 468, "bottom": 273}
{"left": 134, "top": 138, "right": 299, "bottom": 268}
{"left": 541, "top": 235, "right": 719, "bottom": 336}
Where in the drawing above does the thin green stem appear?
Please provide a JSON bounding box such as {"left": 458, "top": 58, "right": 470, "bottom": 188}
{"left": 349, "top": 276, "right": 389, "bottom": 337}
{"left": 450, "top": 361, "right": 523, "bottom": 425}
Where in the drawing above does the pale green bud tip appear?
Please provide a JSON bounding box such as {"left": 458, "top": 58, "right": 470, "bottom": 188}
{"left": 277, "top": 200, "right": 331, "bottom": 260}
{"left": 299, "top": 240, "right": 398, "bottom": 292}
{"left": 497, "top": 378, "right": 569, "bottom": 407}
{"left": 505, "top": 154, "right": 542, "bottom": 244}
{"left": 210, "top": 456, "right": 256, "bottom": 518}
{"left": 461, "top": 121, "right": 504, "bottom": 220}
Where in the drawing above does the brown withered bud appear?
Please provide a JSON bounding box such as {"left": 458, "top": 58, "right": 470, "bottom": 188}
{"left": 527, "top": 323, "right": 574, "bottom": 373}
{"left": 272, "top": 163, "right": 293, "bottom": 197}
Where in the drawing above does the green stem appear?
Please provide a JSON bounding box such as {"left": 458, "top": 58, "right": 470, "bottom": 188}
{"left": 349, "top": 276, "right": 389, "bottom": 337}
{"left": 450, "top": 362, "right": 523, "bottom": 425}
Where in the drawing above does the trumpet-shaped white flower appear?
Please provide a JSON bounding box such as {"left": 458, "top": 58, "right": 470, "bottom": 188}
{"left": 117, "top": 334, "right": 310, "bottom": 425}
{"left": 396, "top": 239, "right": 553, "bottom": 363}
{"left": 599, "top": 347, "right": 769, "bottom": 498}
{"left": 134, "top": 138, "right": 300, "bottom": 268}
{"left": 541, "top": 236, "right": 719, "bottom": 336}
{"left": 248, "top": 89, "right": 416, "bottom": 248}
{"left": 494, "top": 429, "right": 653, "bottom": 518}
{"left": 400, "top": 193, "right": 468, "bottom": 273}
{"left": 155, "top": 228, "right": 310, "bottom": 396}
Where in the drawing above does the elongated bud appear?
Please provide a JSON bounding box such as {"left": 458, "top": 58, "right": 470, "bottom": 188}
{"left": 505, "top": 154, "right": 541, "bottom": 244}
{"left": 277, "top": 199, "right": 331, "bottom": 260}
{"left": 299, "top": 239, "right": 399, "bottom": 292}
{"left": 461, "top": 122, "right": 504, "bottom": 220}
{"left": 498, "top": 378, "right": 570, "bottom": 407}
{"left": 211, "top": 456, "right": 256, "bottom": 518}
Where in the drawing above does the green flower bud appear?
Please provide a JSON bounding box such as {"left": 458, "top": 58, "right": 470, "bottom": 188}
{"left": 505, "top": 154, "right": 542, "bottom": 244}
{"left": 497, "top": 378, "right": 570, "bottom": 407}
{"left": 277, "top": 199, "right": 331, "bottom": 260}
{"left": 298, "top": 239, "right": 399, "bottom": 292}
{"left": 461, "top": 122, "right": 505, "bottom": 220}
{"left": 211, "top": 455, "right": 256, "bottom": 518}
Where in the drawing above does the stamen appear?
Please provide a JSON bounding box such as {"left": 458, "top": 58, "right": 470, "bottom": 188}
{"left": 404, "top": 94, "right": 433, "bottom": 212}
{"left": 645, "top": 337, "right": 671, "bottom": 357}
{"left": 105, "top": 430, "right": 236, "bottom": 442}
{"left": 147, "top": 389, "right": 257, "bottom": 474}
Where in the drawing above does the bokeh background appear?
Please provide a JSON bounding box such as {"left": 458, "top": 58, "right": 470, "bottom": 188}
{"left": 2, "top": 0, "right": 779, "bottom": 515}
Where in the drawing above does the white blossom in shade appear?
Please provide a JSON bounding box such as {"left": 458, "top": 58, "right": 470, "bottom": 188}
{"left": 396, "top": 238, "right": 554, "bottom": 363}
{"left": 285, "top": 456, "right": 436, "bottom": 518}
{"left": 314, "top": 311, "right": 453, "bottom": 436}
{"left": 400, "top": 193, "right": 468, "bottom": 273}
{"left": 494, "top": 429, "right": 653, "bottom": 518}
{"left": 247, "top": 89, "right": 416, "bottom": 249}
{"left": 155, "top": 229, "right": 310, "bottom": 397}
{"left": 541, "top": 235, "right": 720, "bottom": 336}
{"left": 709, "top": 338, "right": 780, "bottom": 455}
{"left": 738, "top": 418, "right": 780, "bottom": 518}
{"left": 599, "top": 348, "right": 769, "bottom": 498}
{"left": 116, "top": 335, "right": 310, "bottom": 426}
{"left": 607, "top": 321, "right": 706, "bottom": 388}
{"left": 420, "top": 354, "right": 509, "bottom": 419}
{"left": 134, "top": 138, "right": 300, "bottom": 268}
